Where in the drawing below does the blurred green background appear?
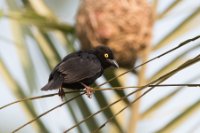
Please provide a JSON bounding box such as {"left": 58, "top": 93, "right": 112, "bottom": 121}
{"left": 0, "top": 0, "right": 200, "bottom": 133}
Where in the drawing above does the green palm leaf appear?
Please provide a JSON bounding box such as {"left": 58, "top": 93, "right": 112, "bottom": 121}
{"left": 1, "top": 0, "right": 200, "bottom": 132}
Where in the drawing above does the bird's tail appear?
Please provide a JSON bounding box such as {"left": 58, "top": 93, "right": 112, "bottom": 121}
{"left": 41, "top": 78, "right": 63, "bottom": 91}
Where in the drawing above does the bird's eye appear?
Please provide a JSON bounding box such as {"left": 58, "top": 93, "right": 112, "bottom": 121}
{"left": 104, "top": 53, "right": 109, "bottom": 58}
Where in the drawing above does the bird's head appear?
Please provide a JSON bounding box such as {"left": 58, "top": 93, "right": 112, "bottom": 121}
{"left": 94, "top": 46, "right": 119, "bottom": 69}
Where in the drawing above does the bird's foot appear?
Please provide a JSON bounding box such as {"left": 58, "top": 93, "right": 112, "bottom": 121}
{"left": 84, "top": 87, "right": 94, "bottom": 98}
{"left": 58, "top": 88, "right": 65, "bottom": 99}
{"left": 81, "top": 83, "right": 94, "bottom": 98}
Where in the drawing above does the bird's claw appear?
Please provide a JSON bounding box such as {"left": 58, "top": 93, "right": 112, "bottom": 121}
{"left": 58, "top": 88, "right": 65, "bottom": 100}
{"left": 84, "top": 87, "right": 94, "bottom": 98}
{"left": 81, "top": 83, "right": 94, "bottom": 98}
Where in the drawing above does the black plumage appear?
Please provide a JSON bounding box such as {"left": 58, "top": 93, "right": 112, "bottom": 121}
{"left": 41, "top": 46, "right": 119, "bottom": 98}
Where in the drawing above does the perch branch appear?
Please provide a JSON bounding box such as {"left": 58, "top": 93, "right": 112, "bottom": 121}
{"left": 92, "top": 54, "right": 200, "bottom": 132}
{"left": 12, "top": 93, "right": 85, "bottom": 133}
{"left": 98, "top": 35, "right": 200, "bottom": 87}
{"left": 2, "top": 84, "right": 200, "bottom": 110}
{"left": 2, "top": 35, "right": 199, "bottom": 110}
{"left": 4, "top": 35, "right": 200, "bottom": 132}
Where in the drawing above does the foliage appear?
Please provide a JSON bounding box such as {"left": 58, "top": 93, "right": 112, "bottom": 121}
{"left": 0, "top": 0, "right": 200, "bottom": 133}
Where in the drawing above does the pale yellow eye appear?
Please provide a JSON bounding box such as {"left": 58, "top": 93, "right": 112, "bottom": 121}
{"left": 104, "top": 53, "right": 109, "bottom": 58}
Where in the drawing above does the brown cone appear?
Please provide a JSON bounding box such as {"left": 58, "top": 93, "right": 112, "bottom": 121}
{"left": 76, "top": 0, "right": 154, "bottom": 69}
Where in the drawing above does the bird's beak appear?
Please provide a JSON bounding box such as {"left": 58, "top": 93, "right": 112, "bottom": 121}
{"left": 108, "top": 59, "right": 119, "bottom": 68}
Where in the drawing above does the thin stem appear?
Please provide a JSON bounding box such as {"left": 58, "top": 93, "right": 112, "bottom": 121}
{"left": 2, "top": 35, "right": 199, "bottom": 111}
{"left": 92, "top": 54, "right": 200, "bottom": 132}
{"left": 149, "top": 84, "right": 200, "bottom": 87}
{"left": 0, "top": 90, "right": 81, "bottom": 110}
{"left": 7, "top": 35, "right": 200, "bottom": 132}
{"left": 97, "top": 35, "right": 200, "bottom": 87}
{"left": 63, "top": 87, "right": 147, "bottom": 133}
{"left": 128, "top": 39, "right": 149, "bottom": 133}
{"left": 12, "top": 93, "right": 85, "bottom": 133}
{"left": 92, "top": 87, "right": 154, "bottom": 133}
{"left": 1, "top": 84, "right": 200, "bottom": 110}
{"left": 64, "top": 66, "right": 176, "bottom": 132}
{"left": 65, "top": 53, "right": 200, "bottom": 133}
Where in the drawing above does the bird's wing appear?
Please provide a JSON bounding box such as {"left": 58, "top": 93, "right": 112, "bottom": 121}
{"left": 58, "top": 55, "right": 102, "bottom": 83}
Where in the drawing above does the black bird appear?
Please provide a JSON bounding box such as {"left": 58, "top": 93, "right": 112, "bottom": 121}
{"left": 41, "top": 46, "right": 119, "bottom": 98}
